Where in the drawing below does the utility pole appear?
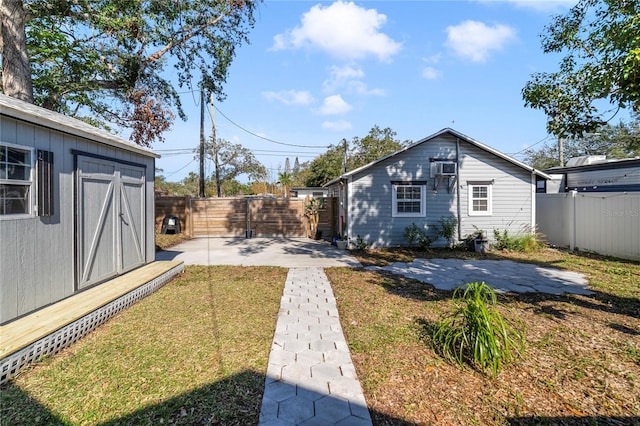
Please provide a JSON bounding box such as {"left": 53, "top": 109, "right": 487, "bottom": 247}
{"left": 208, "top": 94, "right": 222, "bottom": 198}
{"left": 198, "top": 89, "right": 205, "bottom": 197}
{"left": 558, "top": 137, "right": 564, "bottom": 167}
{"left": 342, "top": 138, "right": 348, "bottom": 174}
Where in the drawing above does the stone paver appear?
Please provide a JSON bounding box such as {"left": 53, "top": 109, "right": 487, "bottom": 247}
{"left": 259, "top": 267, "right": 372, "bottom": 426}
{"left": 365, "top": 258, "right": 592, "bottom": 295}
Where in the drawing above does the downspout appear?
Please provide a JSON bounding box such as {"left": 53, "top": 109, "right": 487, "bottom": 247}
{"left": 455, "top": 138, "right": 462, "bottom": 241}
{"left": 530, "top": 171, "right": 536, "bottom": 234}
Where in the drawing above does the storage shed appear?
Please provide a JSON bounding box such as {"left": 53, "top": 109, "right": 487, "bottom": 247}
{"left": 0, "top": 94, "right": 158, "bottom": 324}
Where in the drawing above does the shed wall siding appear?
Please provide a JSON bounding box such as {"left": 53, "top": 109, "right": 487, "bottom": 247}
{"left": 0, "top": 116, "right": 155, "bottom": 324}
{"left": 347, "top": 134, "right": 534, "bottom": 247}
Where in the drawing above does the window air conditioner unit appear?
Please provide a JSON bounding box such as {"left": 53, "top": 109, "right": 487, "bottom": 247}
{"left": 435, "top": 162, "right": 457, "bottom": 176}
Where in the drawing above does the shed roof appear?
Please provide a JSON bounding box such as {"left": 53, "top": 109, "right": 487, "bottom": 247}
{"left": 0, "top": 94, "right": 159, "bottom": 158}
{"left": 325, "top": 127, "right": 551, "bottom": 186}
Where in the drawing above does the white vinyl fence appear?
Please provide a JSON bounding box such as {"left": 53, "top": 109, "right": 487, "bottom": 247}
{"left": 536, "top": 192, "right": 640, "bottom": 261}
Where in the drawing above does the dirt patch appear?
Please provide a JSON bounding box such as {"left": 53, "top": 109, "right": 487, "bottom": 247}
{"left": 328, "top": 248, "right": 639, "bottom": 425}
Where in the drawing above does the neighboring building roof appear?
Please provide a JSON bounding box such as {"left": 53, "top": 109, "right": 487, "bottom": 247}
{"left": 545, "top": 157, "right": 640, "bottom": 173}
{"left": 0, "top": 93, "right": 159, "bottom": 158}
{"left": 324, "top": 127, "right": 551, "bottom": 186}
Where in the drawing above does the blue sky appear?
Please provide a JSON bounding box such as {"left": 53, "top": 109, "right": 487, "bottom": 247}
{"left": 153, "top": 0, "right": 578, "bottom": 183}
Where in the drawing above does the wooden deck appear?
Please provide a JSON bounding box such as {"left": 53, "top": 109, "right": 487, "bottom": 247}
{"left": 0, "top": 261, "right": 183, "bottom": 360}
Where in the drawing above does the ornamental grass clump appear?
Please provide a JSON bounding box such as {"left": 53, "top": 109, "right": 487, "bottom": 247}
{"left": 432, "top": 282, "right": 524, "bottom": 376}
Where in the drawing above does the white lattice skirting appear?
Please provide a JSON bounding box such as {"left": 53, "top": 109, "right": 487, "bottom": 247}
{"left": 0, "top": 263, "right": 184, "bottom": 385}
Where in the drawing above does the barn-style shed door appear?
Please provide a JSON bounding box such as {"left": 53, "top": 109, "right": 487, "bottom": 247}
{"left": 76, "top": 156, "right": 145, "bottom": 289}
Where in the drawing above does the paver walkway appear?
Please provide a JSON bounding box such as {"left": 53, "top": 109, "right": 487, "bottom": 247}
{"left": 366, "top": 258, "right": 592, "bottom": 295}
{"left": 259, "top": 267, "right": 372, "bottom": 425}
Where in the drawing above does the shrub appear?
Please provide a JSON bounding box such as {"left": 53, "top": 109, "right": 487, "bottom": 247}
{"left": 404, "top": 223, "right": 432, "bottom": 251}
{"left": 493, "top": 228, "right": 544, "bottom": 252}
{"left": 437, "top": 216, "right": 458, "bottom": 245}
{"left": 349, "top": 234, "right": 371, "bottom": 251}
{"left": 432, "top": 282, "right": 524, "bottom": 376}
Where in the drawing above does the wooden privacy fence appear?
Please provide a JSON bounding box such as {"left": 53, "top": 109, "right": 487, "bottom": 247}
{"left": 155, "top": 196, "right": 337, "bottom": 239}
{"left": 536, "top": 192, "right": 640, "bottom": 261}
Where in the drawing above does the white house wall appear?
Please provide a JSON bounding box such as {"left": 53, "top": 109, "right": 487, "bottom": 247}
{"left": 0, "top": 115, "right": 156, "bottom": 324}
{"left": 346, "top": 134, "right": 534, "bottom": 248}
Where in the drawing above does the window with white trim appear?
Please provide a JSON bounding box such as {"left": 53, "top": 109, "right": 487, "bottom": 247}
{"left": 392, "top": 183, "right": 426, "bottom": 217}
{"left": 1, "top": 143, "right": 34, "bottom": 216}
{"left": 468, "top": 183, "right": 492, "bottom": 216}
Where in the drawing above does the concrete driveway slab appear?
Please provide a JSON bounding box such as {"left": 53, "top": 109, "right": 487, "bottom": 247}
{"left": 155, "top": 237, "right": 362, "bottom": 268}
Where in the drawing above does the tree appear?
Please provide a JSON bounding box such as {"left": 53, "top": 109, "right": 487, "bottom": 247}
{"left": 207, "top": 137, "right": 266, "bottom": 197}
{"left": 277, "top": 171, "right": 293, "bottom": 198}
{"left": 1, "top": 0, "right": 259, "bottom": 146}
{"left": 522, "top": 0, "right": 640, "bottom": 138}
{"left": 350, "top": 125, "right": 406, "bottom": 169}
{"left": 523, "top": 118, "right": 640, "bottom": 169}
{"left": 303, "top": 144, "right": 345, "bottom": 187}
{"left": 1, "top": 0, "right": 33, "bottom": 102}
{"left": 221, "top": 179, "right": 250, "bottom": 197}
{"left": 302, "top": 125, "right": 409, "bottom": 187}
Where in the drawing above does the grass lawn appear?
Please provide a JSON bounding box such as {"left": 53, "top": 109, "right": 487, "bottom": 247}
{"left": 330, "top": 247, "right": 640, "bottom": 425}
{"left": 1, "top": 245, "right": 638, "bottom": 425}
{"left": 1, "top": 266, "right": 286, "bottom": 425}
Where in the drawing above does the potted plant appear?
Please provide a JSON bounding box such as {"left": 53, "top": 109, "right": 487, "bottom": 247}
{"left": 474, "top": 229, "right": 489, "bottom": 253}
{"left": 335, "top": 220, "right": 348, "bottom": 249}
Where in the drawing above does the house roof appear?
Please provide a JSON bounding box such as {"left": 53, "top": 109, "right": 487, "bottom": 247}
{"left": 324, "top": 127, "right": 551, "bottom": 186}
{"left": 0, "top": 94, "right": 159, "bottom": 158}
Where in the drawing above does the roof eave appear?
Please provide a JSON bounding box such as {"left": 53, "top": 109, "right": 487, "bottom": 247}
{"left": 0, "top": 94, "right": 160, "bottom": 159}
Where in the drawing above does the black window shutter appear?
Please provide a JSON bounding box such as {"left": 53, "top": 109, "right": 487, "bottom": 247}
{"left": 37, "top": 150, "right": 54, "bottom": 216}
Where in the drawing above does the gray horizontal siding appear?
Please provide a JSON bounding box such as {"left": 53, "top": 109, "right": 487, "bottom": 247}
{"left": 0, "top": 115, "right": 155, "bottom": 324}
{"left": 458, "top": 143, "right": 533, "bottom": 240}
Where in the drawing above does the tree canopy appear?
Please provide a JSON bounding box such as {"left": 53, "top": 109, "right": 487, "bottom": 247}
{"left": 1, "top": 0, "right": 259, "bottom": 146}
{"left": 522, "top": 0, "right": 639, "bottom": 138}
{"left": 300, "top": 126, "right": 409, "bottom": 187}
{"left": 206, "top": 137, "right": 266, "bottom": 197}
{"left": 522, "top": 116, "right": 640, "bottom": 169}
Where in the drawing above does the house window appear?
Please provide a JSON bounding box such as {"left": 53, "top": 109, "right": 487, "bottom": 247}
{"left": 468, "top": 182, "right": 492, "bottom": 216}
{"left": 392, "top": 183, "right": 426, "bottom": 217}
{"left": 1, "top": 143, "right": 34, "bottom": 216}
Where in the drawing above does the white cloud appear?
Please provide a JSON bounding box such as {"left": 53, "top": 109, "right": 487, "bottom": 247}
{"left": 319, "top": 95, "right": 352, "bottom": 115}
{"left": 422, "top": 66, "right": 441, "bottom": 80}
{"left": 321, "top": 120, "right": 352, "bottom": 132}
{"left": 262, "top": 90, "right": 315, "bottom": 106}
{"left": 421, "top": 54, "right": 442, "bottom": 80}
{"left": 322, "top": 65, "right": 385, "bottom": 95}
{"left": 445, "top": 20, "right": 516, "bottom": 63}
{"left": 272, "top": 1, "right": 402, "bottom": 61}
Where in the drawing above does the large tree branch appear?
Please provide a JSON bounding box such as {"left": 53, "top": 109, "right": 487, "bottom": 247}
{"left": 146, "top": 12, "right": 228, "bottom": 63}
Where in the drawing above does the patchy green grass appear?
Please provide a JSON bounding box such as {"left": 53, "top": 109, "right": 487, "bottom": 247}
{"left": 155, "top": 232, "right": 191, "bottom": 251}
{"left": 329, "top": 247, "right": 640, "bottom": 425}
{"left": 1, "top": 266, "right": 286, "bottom": 425}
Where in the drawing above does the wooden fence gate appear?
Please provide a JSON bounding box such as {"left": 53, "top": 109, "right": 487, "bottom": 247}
{"left": 155, "top": 196, "right": 337, "bottom": 238}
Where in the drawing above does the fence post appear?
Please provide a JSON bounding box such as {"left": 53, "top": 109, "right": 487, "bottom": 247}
{"left": 188, "top": 197, "right": 192, "bottom": 237}
{"left": 570, "top": 190, "right": 577, "bottom": 251}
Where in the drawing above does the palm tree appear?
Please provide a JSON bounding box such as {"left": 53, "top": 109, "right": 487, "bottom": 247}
{"left": 277, "top": 171, "right": 293, "bottom": 198}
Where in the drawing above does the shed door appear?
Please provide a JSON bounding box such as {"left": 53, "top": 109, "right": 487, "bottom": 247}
{"left": 76, "top": 156, "right": 145, "bottom": 289}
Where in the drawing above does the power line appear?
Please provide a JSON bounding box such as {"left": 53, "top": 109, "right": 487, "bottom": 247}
{"left": 508, "top": 135, "right": 553, "bottom": 157}
{"left": 211, "top": 103, "right": 330, "bottom": 149}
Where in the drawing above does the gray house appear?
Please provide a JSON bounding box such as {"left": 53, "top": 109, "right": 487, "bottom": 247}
{"left": 325, "top": 128, "right": 551, "bottom": 248}
{"left": 0, "top": 94, "right": 158, "bottom": 324}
